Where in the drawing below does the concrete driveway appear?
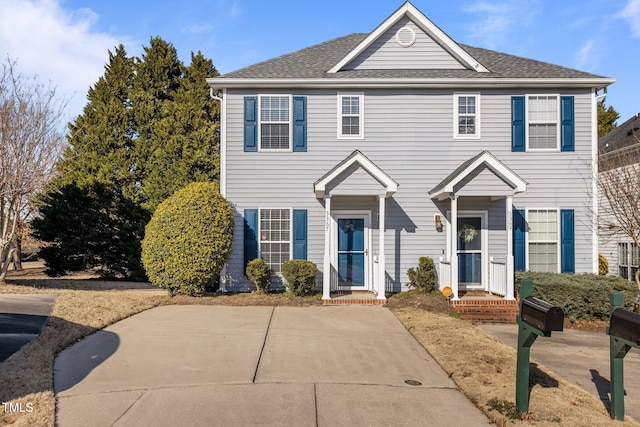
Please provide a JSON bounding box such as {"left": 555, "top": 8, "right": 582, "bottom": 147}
{"left": 54, "top": 306, "right": 490, "bottom": 426}
{"left": 0, "top": 294, "right": 57, "bottom": 362}
{"left": 479, "top": 323, "right": 640, "bottom": 422}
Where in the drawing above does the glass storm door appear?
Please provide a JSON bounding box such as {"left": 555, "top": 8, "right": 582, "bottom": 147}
{"left": 457, "top": 217, "right": 482, "bottom": 284}
{"left": 337, "top": 218, "right": 366, "bottom": 287}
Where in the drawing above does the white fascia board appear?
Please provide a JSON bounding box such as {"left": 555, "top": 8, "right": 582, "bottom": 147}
{"left": 314, "top": 152, "right": 398, "bottom": 198}
{"left": 208, "top": 77, "right": 617, "bottom": 90}
{"left": 326, "top": 2, "right": 489, "bottom": 74}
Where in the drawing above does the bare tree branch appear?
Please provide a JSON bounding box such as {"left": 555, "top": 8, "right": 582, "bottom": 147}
{"left": 0, "top": 57, "right": 67, "bottom": 280}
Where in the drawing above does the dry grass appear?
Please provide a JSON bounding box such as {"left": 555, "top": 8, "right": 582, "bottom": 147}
{"left": 1, "top": 269, "right": 638, "bottom": 426}
{"left": 391, "top": 308, "right": 640, "bottom": 426}
{"left": 0, "top": 270, "right": 168, "bottom": 427}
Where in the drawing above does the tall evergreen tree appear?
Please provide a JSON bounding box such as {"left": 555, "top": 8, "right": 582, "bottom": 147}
{"left": 142, "top": 51, "right": 220, "bottom": 211}
{"left": 33, "top": 39, "right": 221, "bottom": 279}
{"left": 598, "top": 100, "right": 620, "bottom": 138}
{"left": 57, "top": 45, "right": 135, "bottom": 189}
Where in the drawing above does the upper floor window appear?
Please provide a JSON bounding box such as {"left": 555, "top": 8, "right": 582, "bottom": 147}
{"left": 260, "top": 95, "right": 291, "bottom": 150}
{"left": 511, "top": 95, "right": 574, "bottom": 153}
{"left": 528, "top": 95, "right": 558, "bottom": 150}
{"left": 338, "top": 93, "right": 363, "bottom": 139}
{"left": 454, "top": 93, "right": 480, "bottom": 138}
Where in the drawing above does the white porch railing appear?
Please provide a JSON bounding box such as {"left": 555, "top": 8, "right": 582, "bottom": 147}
{"left": 438, "top": 257, "right": 451, "bottom": 288}
{"left": 488, "top": 257, "right": 507, "bottom": 297}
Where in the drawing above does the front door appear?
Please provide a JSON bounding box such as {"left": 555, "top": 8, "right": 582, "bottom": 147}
{"left": 457, "top": 216, "right": 482, "bottom": 285}
{"left": 337, "top": 217, "right": 367, "bottom": 288}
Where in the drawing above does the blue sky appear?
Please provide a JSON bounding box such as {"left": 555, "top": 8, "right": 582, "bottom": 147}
{"left": 1, "top": 0, "right": 639, "bottom": 125}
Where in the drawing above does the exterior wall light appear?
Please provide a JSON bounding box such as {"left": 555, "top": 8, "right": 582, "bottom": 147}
{"left": 434, "top": 214, "right": 443, "bottom": 232}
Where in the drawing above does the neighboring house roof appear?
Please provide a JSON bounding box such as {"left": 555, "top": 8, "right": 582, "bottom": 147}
{"left": 429, "top": 151, "right": 527, "bottom": 200}
{"left": 208, "top": 2, "right": 614, "bottom": 90}
{"left": 599, "top": 113, "right": 640, "bottom": 155}
{"left": 599, "top": 113, "right": 640, "bottom": 171}
{"left": 314, "top": 150, "right": 399, "bottom": 199}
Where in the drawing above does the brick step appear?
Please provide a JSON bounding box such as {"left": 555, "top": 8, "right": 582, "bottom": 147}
{"left": 322, "top": 298, "right": 386, "bottom": 306}
{"left": 450, "top": 298, "right": 519, "bottom": 324}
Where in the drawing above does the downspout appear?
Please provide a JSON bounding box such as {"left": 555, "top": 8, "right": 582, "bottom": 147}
{"left": 209, "top": 88, "right": 223, "bottom": 102}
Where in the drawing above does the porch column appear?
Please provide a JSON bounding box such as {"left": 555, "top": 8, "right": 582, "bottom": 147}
{"left": 377, "top": 195, "right": 387, "bottom": 300}
{"left": 322, "top": 196, "right": 332, "bottom": 300}
{"left": 505, "top": 195, "right": 515, "bottom": 300}
{"left": 450, "top": 194, "right": 459, "bottom": 300}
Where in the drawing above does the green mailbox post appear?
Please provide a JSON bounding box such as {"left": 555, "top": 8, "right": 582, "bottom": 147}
{"left": 607, "top": 291, "right": 640, "bottom": 420}
{"left": 516, "top": 279, "right": 565, "bottom": 415}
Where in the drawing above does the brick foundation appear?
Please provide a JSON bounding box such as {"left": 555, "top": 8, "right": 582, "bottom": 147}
{"left": 450, "top": 297, "right": 519, "bottom": 324}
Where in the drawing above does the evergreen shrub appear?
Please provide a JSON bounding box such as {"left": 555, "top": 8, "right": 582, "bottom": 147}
{"left": 407, "top": 256, "right": 437, "bottom": 292}
{"left": 515, "top": 271, "right": 637, "bottom": 322}
{"left": 281, "top": 260, "right": 318, "bottom": 296}
{"left": 598, "top": 253, "right": 609, "bottom": 275}
{"left": 141, "top": 182, "right": 233, "bottom": 296}
{"left": 246, "top": 258, "right": 271, "bottom": 293}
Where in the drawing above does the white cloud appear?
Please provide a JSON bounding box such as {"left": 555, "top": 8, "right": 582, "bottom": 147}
{"left": 461, "top": 1, "right": 540, "bottom": 49}
{"left": 620, "top": 0, "right": 640, "bottom": 38}
{"left": 0, "top": 0, "right": 124, "bottom": 121}
{"left": 576, "top": 40, "right": 597, "bottom": 72}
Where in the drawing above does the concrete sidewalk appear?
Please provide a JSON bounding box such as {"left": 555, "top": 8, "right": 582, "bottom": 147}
{"left": 54, "top": 306, "right": 491, "bottom": 426}
{"left": 479, "top": 323, "right": 640, "bottom": 422}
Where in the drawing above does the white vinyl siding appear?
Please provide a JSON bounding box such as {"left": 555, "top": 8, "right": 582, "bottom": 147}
{"left": 528, "top": 209, "right": 559, "bottom": 272}
{"left": 528, "top": 95, "right": 558, "bottom": 150}
{"left": 454, "top": 93, "right": 480, "bottom": 138}
{"left": 259, "top": 208, "right": 291, "bottom": 273}
{"left": 260, "top": 96, "right": 291, "bottom": 150}
{"left": 338, "top": 93, "right": 363, "bottom": 139}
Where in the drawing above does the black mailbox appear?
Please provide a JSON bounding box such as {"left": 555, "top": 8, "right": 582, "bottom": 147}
{"left": 521, "top": 296, "right": 564, "bottom": 332}
{"left": 610, "top": 308, "right": 640, "bottom": 345}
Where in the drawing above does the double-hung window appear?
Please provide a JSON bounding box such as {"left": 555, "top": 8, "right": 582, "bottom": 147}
{"left": 338, "top": 93, "right": 363, "bottom": 139}
{"left": 454, "top": 93, "right": 480, "bottom": 138}
{"left": 528, "top": 95, "right": 558, "bottom": 150}
{"left": 527, "top": 209, "right": 559, "bottom": 272}
{"left": 260, "top": 95, "right": 291, "bottom": 150}
{"left": 259, "top": 209, "right": 291, "bottom": 273}
{"left": 618, "top": 242, "right": 639, "bottom": 281}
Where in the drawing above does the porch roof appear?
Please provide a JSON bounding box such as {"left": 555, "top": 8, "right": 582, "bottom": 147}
{"left": 314, "top": 150, "right": 399, "bottom": 199}
{"left": 429, "top": 151, "right": 527, "bottom": 201}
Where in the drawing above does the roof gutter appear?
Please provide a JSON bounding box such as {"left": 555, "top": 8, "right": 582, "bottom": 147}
{"left": 206, "top": 77, "right": 616, "bottom": 91}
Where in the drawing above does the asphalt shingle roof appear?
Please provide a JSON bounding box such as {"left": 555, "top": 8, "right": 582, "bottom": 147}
{"left": 217, "top": 33, "right": 609, "bottom": 81}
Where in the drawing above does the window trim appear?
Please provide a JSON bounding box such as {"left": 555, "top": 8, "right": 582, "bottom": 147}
{"left": 258, "top": 207, "right": 293, "bottom": 274}
{"left": 258, "top": 94, "right": 293, "bottom": 152}
{"left": 525, "top": 208, "right": 561, "bottom": 273}
{"left": 337, "top": 93, "right": 364, "bottom": 140}
{"left": 618, "top": 242, "right": 639, "bottom": 281}
{"left": 453, "top": 92, "right": 481, "bottom": 139}
{"left": 525, "top": 94, "right": 561, "bottom": 152}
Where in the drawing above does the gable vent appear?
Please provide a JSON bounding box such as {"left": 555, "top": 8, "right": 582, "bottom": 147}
{"left": 396, "top": 26, "right": 416, "bottom": 48}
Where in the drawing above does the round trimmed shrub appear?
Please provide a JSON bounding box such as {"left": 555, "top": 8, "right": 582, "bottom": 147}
{"left": 246, "top": 258, "right": 271, "bottom": 293}
{"left": 281, "top": 259, "right": 318, "bottom": 296}
{"left": 141, "top": 182, "right": 234, "bottom": 296}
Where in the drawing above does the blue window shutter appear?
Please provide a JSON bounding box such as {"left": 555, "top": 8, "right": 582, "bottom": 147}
{"left": 292, "top": 96, "right": 307, "bottom": 152}
{"left": 293, "top": 209, "right": 308, "bottom": 259}
{"left": 513, "top": 209, "right": 526, "bottom": 271}
{"left": 244, "top": 209, "right": 258, "bottom": 271}
{"left": 561, "top": 209, "right": 575, "bottom": 273}
{"left": 511, "top": 96, "right": 526, "bottom": 152}
{"left": 244, "top": 96, "right": 257, "bottom": 152}
{"left": 560, "top": 96, "right": 575, "bottom": 152}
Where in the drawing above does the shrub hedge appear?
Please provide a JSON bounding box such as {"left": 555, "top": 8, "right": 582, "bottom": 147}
{"left": 515, "top": 271, "right": 637, "bottom": 322}
{"left": 141, "top": 182, "right": 234, "bottom": 296}
{"left": 281, "top": 259, "right": 318, "bottom": 296}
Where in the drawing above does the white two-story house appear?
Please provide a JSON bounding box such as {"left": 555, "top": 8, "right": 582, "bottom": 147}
{"left": 207, "top": 2, "right": 614, "bottom": 307}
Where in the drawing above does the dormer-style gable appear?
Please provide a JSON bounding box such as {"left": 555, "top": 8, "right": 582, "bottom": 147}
{"left": 328, "top": 1, "right": 489, "bottom": 74}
